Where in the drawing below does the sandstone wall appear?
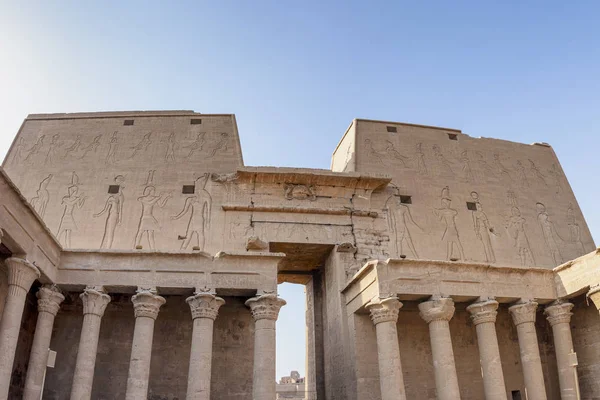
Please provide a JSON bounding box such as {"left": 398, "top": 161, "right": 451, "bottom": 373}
{"left": 571, "top": 295, "right": 600, "bottom": 397}
{"left": 43, "top": 294, "right": 253, "bottom": 400}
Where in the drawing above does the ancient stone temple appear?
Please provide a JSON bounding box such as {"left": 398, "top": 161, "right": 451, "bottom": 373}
{"left": 0, "top": 110, "right": 599, "bottom": 399}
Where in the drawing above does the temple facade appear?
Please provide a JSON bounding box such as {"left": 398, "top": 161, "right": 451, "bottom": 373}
{"left": 0, "top": 110, "right": 598, "bottom": 399}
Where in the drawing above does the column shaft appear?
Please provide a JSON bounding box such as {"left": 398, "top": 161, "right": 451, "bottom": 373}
{"left": 467, "top": 300, "right": 507, "bottom": 400}
{"left": 23, "top": 286, "right": 64, "bottom": 400}
{"left": 125, "top": 289, "right": 165, "bottom": 400}
{"left": 0, "top": 258, "right": 40, "bottom": 400}
{"left": 545, "top": 301, "right": 578, "bottom": 400}
{"left": 70, "top": 288, "right": 110, "bottom": 400}
{"left": 419, "top": 297, "right": 461, "bottom": 400}
{"left": 186, "top": 292, "right": 224, "bottom": 400}
{"left": 509, "top": 301, "right": 547, "bottom": 400}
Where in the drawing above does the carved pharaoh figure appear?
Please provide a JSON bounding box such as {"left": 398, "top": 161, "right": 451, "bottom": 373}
{"left": 186, "top": 133, "right": 206, "bottom": 158}
{"left": 105, "top": 132, "right": 119, "bottom": 165}
{"left": 94, "top": 176, "right": 125, "bottom": 249}
{"left": 567, "top": 204, "right": 585, "bottom": 253}
{"left": 134, "top": 172, "right": 171, "bottom": 250}
{"left": 57, "top": 185, "right": 86, "bottom": 248}
{"left": 164, "top": 132, "right": 176, "bottom": 162}
{"left": 460, "top": 150, "right": 474, "bottom": 182}
{"left": 547, "top": 163, "right": 562, "bottom": 194}
{"left": 471, "top": 201, "right": 496, "bottom": 263}
{"left": 433, "top": 189, "right": 465, "bottom": 261}
{"left": 172, "top": 173, "right": 212, "bottom": 251}
{"left": 515, "top": 160, "right": 528, "bottom": 188}
{"left": 432, "top": 144, "right": 453, "bottom": 176}
{"left": 130, "top": 132, "right": 153, "bottom": 159}
{"left": 492, "top": 153, "right": 511, "bottom": 181}
{"left": 79, "top": 134, "right": 102, "bottom": 159}
{"left": 415, "top": 142, "right": 428, "bottom": 175}
{"left": 529, "top": 160, "right": 547, "bottom": 186}
{"left": 10, "top": 137, "right": 26, "bottom": 165}
{"left": 45, "top": 134, "right": 63, "bottom": 165}
{"left": 506, "top": 206, "right": 535, "bottom": 266}
{"left": 387, "top": 196, "right": 422, "bottom": 258}
{"left": 536, "top": 202, "right": 563, "bottom": 264}
{"left": 207, "top": 132, "right": 230, "bottom": 157}
{"left": 63, "top": 135, "right": 82, "bottom": 159}
{"left": 30, "top": 174, "right": 53, "bottom": 218}
{"left": 24, "top": 135, "right": 45, "bottom": 164}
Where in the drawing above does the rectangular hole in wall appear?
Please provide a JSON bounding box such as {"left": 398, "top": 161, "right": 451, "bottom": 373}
{"left": 447, "top": 133, "right": 458, "bottom": 140}
{"left": 123, "top": 119, "right": 134, "bottom": 126}
{"left": 108, "top": 185, "right": 120, "bottom": 194}
{"left": 182, "top": 185, "right": 195, "bottom": 194}
{"left": 190, "top": 119, "right": 202, "bottom": 125}
{"left": 511, "top": 390, "right": 522, "bottom": 400}
{"left": 466, "top": 201, "right": 477, "bottom": 211}
{"left": 400, "top": 195, "right": 412, "bottom": 204}
{"left": 386, "top": 126, "right": 397, "bottom": 133}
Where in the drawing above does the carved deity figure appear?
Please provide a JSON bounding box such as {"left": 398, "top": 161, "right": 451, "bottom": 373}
{"left": 24, "top": 136, "right": 45, "bottom": 164}
{"left": 364, "top": 139, "right": 408, "bottom": 166}
{"left": 547, "top": 164, "right": 562, "bottom": 194}
{"left": 473, "top": 151, "right": 495, "bottom": 179}
{"left": 567, "top": 204, "right": 585, "bottom": 254}
{"left": 105, "top": 132, "right": 119, "bottom": 165}
{"left": 432, "top": 144, "right": 453, "bottom": 176}
{"left": 207, "top": 132, "right": 230, "bottom": 157}
{"left": 57, "top": 185, "right": 86, "bottom": 248}
{"left": 94, "top": 176, "right": 125, "bottom": 249}
{"left": 10, "top": 137, "right": 26, "bottom": 165}
{"left": 388, "top": 197, "right": 422, "bottom": 258}
{"left": 415, "top": 142, "right": 428, "bottom": 175}
{"left": 130, "top": 132, "right": 153, "bottom": 159}
{"left": 472, "top": 202, "right": 496, "bottom": 263}
{"left": 172, "top": 174, "right": 212, "bottom": 251}
{"left": 515, "top": 160, "right": 528, "bottom": 188}
{"left": 529, "top": 160, "right": 547, "bottom": 186}
{"left": 506, "top": 207, "right": 535, "bottom": 266}
{"left": 460, "top": 150, "right": 474, "bottom": 182}
{"left": 79, "top": 135, "right": 102, "bottom": 159}
{"left": 536, "top": 202, "right": 563, "bottom": 264}
{"left": 134, "top": 184, "right": 171, "bottom": 250}
{"left": 434, "top": 194, "right": 465, "bottom": 261}
{"left": 164, "top": 132, "right": 176, "bottom": 162}
{"left": 493, "top": 153, "right": 511, "bottom": 181}
{"left": 63, "top": 135, "right": 82, "bottom": 159}
{"left": 45, "top": 134, "right": 63, "bottom": 165}
{"left": 186, "top": 133, "right": 206, "bottom": 158}
{"left": 30, "top": 174, "right": 53, "bottom": 218}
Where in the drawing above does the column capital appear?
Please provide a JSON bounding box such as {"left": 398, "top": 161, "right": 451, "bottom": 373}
{"left": 366, "top": 296, "right": 402, "bottom": 325}
{"left": 587, "top": 285, "right": 600, "bottom": 311}
{"left": 4, "top": 257, "right": 40, "bottom": 290}
{"left": 131, "top": 288, "right": 166, "bottom": 320}
{"left": 466, "top": 299, "right": 499, "bottom": 325}
{"left": 509, "top": 300, "right": 538, "bottom": 326}
{"left": 245, "top": 294, "right": 286, "bottom": 321}
{"left": 186, "top": 292, "right": 225, "bottom": 320}
{"left": 544, "top": 300, "right": 574, "bottom": 326}
{"left": 80, "top": 286, "right": 111, "bottom": 317}
{"left": 418, "top": 297, "right": 455, "bottom": 324}
{"left": 37, "top": 285, "right": 65, "bottom": 316}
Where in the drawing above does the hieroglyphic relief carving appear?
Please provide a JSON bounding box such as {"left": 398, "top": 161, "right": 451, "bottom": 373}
{"left": 415, "top": 142, "right": 428, "bottom": 175}
{"left": 460, "top": 150, "right": 474, "bottom": 182}
{"left": 284, "top": 184, "right": 317, "bottom": 201}
{"left": 24, "top": 136, "right": 45, "bottom": 164}
{"left": 172, "top": 173, "right": 211, "bottom": 251}
{"left": 386, "top": 195, "right": 422, "bottom": 258}
{"left": 10, "top": 137, "right": 26, "bottom": 165}
{"left": 536, "top": 202, "right": 563, "bottom": 264}
{"left": 185, "top": 133, "right": 206, "bottom": 158}
{"left": 57, "top": 173, "right": 86, "bottom": 248}
{"left": 364, "top": 139, "right": 409, "bottom": 166}
{"left": 505, "top": 206, "right": 535, "bottom": 266}
{"left": 506, "top": 190, "right": 518, "bottom": 207}
{"left": 567, "top": 204, "right": 585, "bottom": 253}
{"left": 94, "top": 175, "right": 125, "bottom": 249}
{"left": 473, "top": 151, "right": 495, "bottom": 178}
{"left": 492, "top": 153, "right": 511, "bottom": 181}
{"left": 105, "top": 132, "right": 119, "bottom": 165}
{"left": 45, "top": 134, "right": 63, "bottom": 165}
{"left": 515, "top": 160, "right": 528, "bottom": 188}
{"left": 130, "top": 132, "right": 153, "bottom": 159}
{"left": 529, "top": 160, "right": 547, "bottom": 186}
{"left": 30, "top": 174, "right": 53, "bottom": 218}
{"left": 79, "top": 135, "right": 102, "bottom": 159}
{"left": 433, "top": 186, "right": 465, "bottom": 261}
{"left": 63, "top": 135, "right": 82, "bottom": 159}
{"left": 163, "top": 132, "right": 176, "bottom": 162}
{"left": 134, "top": 170, "right": 171, "bottom": 249}
{"left": 207, "top": 133, "right": 229, "bottom": 157}
{"left": 432, "top": 145, "right": 454, "bottom": 176}
{"left": 469, "top": 191, "right": 497, "bottom": 263}
{"left": 547, "top": 164, "right": 562, "bottom": 194}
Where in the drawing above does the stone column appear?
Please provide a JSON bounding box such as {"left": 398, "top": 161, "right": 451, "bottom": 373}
{"left": 185, "top": 291, "right": 225, "bottom": 400}
{"left": 125, "top": 288, "right": 165, "bottom": 400}
{"left": 544, "top": 301, "right": 578, "bottom": 400}
{"left": 23, "top": 285, "right": 65, "bottom": 400}
{"left": 418, "top": 297, "right": 461, "bottom": 400}
{"left": 508, "top": 301, "right": 547, "bottom": 400}
{"left": 246, "top": 294, "right": 286, "bottom": 400}
{"left": 466, "top": 299, "right": 507, "bottom": 400}
{"left": 0, "top": 257, "right": 40, "bottom": 400}
{"left": 69, "top": 286, "right": 111, "bottom": 400}
{"left": 366, "top": 296, "right": 407, "bottom": 400}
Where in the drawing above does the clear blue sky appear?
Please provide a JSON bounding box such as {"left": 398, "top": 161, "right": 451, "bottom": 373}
{"left": 1, "top": 1, "right": 599, "bottom": 380}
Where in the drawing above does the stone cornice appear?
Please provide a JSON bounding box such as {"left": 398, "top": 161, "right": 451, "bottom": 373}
{"left": 509, "top": 301, "right": 538, "bottom": 326}
{"left": 131, "top": 288, "right": 166, "bottom": 320}
{"left": 37, "top": 285, "right": 65, "bottom": 316}
{"left": 466, "top": 299, "right": 499, "bottom": 325}
{"left": 4, "top": 257, "right": 40, "bottom": 291}
{"left": 366, "top": 296, "right": 402, "bottom": 325}
{"left": 221, "top": 203, "right": 378, "bottom": 218}
{"left": 186, "top": 292, "right": 225, "bottom": 320}
{"left": 418, "top": 297, "right": 455, "bottom": 323}
{"left": 80, "top": 286, "right": 111, "bottom": 317}
{"left": 544, "top": 301, "right": 574, "bottom": 326}
{"left": 246, "top": 294, "right": 286, "bottom": 321}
